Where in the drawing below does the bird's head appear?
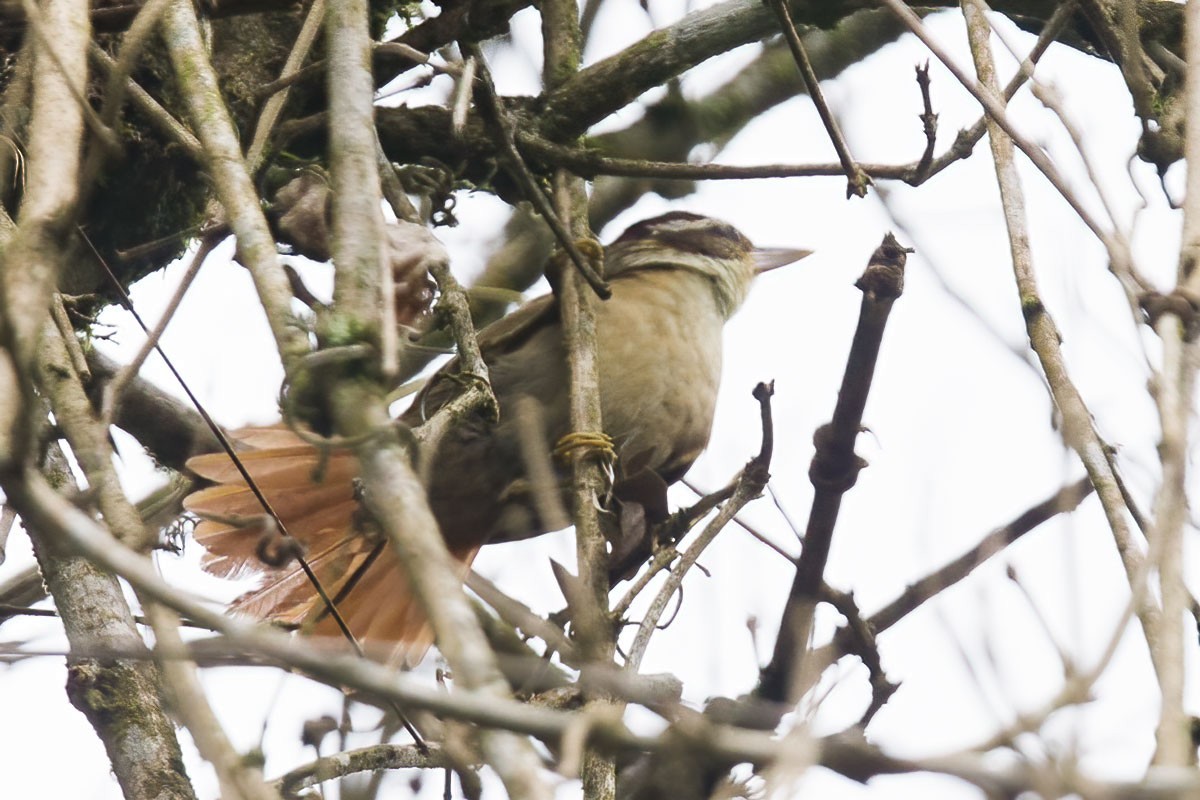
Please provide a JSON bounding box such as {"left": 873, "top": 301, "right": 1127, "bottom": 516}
{"left": 605, "top": 211, "right": 811, "bottom": 317}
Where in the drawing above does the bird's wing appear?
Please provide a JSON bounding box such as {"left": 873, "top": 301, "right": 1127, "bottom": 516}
{"left": 404, "top": 292, "right": 559, "bottom": 423}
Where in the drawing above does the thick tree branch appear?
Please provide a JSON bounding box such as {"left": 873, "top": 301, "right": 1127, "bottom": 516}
{"left": 542, "top": 2, "right": 616, "bottom": 797}
{"left": 32, "top": 331, "right": 196, "bottom": 799}
{"left": 321, "top": 1, "right": 549, "bottom": 796}
{"left": 161, "top": 0, "right": 310, "bottom": 370}
{"left": 146, "top": 602, "right": 278, "bottom": 800}
{"left": 0, "top": 0, "right": 89, "bottom": 459}
{"left": 85, "top": 348, "right": 219, "bottom": 471}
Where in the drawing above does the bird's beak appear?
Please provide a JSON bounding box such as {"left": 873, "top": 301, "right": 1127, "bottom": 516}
{"left": 752, "top": 247, "right": 813, "bottom": 274}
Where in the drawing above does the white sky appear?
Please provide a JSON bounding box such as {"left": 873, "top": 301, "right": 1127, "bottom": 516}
{"left": 1, "top": 5, "right": 1193, "bottom": 799}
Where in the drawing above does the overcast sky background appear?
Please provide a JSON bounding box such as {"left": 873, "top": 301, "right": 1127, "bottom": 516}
{"left": 0, "top": 4, "right": 1193, "bottom": 798}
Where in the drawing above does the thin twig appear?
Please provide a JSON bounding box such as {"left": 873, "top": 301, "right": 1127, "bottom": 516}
{"left": 971, "top": 596, "right": 1137, "bottom": 753}
{"left": 764, "top": 0, "right": 869, "bottom": 197}
{"left": 466, "top": 570, "right": 577, "bottom": 660}
{"left": 607, "top": 476, "right": 739, "bottom": 614}
{"left": 611, "top": 545, "right": 681, "bottom": 622}
{"left": 464, "top": 44, "right": 610, "bottom": 300}
{"left": 819, "top": 587, "right": 896, "bottom": 728}
{"left": 988, "top": 15, "right": 1157, "bottom": 300}
{"left": 1005, "top": 564, "right": 1074, "bottom": 673}
{"left": 626, "top": 383, "right": 775, "bottom": 673}
{"left": 256, "top": 41, "right": 457, "bottom": 101}
{"left": 521, "top": 133, "right": 882, "bottom": 181}
{"left": 245, "top": 0, "right": 326, "bottom": 173}
{"left": 727, "top": 501, "right": 798, "bottom": 563}
{"left": 912, "top": 0, "right": 1076, "bottom": 185}
{"left": 913, "top": 62, "right": 938, "bottom": 180}
{"left": 49, "top": 293, "right": 90, "bottom": 383}
{"left": 376, "top": 132, "right": 420, "bottom": 224}
{"left": 99, "top": 232, "right": 220, "bottom": 429}
{"left": 874, "top": 183, "right": 1040, "bottom": 373}
{"left": 88, "top": 45, "right": 204, "bottom": 160}
{"left": 416, "top": 255, "right": 499, "bottom": 478}
{"left": 96, "top": 0, "right": 171, "bottom": 132}
{"left": 512, "top": 395, "right": 571, "bottom": 533}
{"left": 877, "top": 0, "right": 1146, "bottom": 299}
{"left": 0, "top": 603, "right": 218, "bottom": 631}
{"left": 833, "top": 477, "right": 1093, "bottom": 648}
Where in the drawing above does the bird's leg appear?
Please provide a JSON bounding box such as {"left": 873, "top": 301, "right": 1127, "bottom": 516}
{"left": 552, "top": 431, "right": 616, "bottom": 489}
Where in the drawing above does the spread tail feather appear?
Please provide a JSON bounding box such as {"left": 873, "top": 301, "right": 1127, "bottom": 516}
{"left": 228, "top": 539, "right": 479, "bottom": 666}
{"left": 184, "top": 426, "right": 475, "bottom": 665}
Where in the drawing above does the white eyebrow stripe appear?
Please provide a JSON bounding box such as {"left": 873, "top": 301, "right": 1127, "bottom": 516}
{"left": 652, "top": 218, "right": 725, "bottom": 236}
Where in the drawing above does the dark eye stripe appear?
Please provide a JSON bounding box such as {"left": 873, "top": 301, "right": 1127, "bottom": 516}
{"left": 707, "top": 222, "right": 749, "bottom": 245}
{"left": 657, "top": 218, "right": 752, "bottom": 257}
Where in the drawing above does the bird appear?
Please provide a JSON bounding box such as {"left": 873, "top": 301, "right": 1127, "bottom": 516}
{"left": 184, "top": 211, "right": 810, "bottom": 664}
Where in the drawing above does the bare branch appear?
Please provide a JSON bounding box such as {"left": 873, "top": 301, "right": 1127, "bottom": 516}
{"left": 245, "top": 0, "right": 326, "bottom": 173}
{"left": 99, "top": 232, "right": 220, "bottom": 429}
{"left": 321, "top": 1, "right": 550, "bottom": 795}
{"left": 28, "top": 328, "right": 195, "bottom": 799}
{"left": 146, "top": 602, "right": 278, "bottom": 800}
{"left": 161, "top": 0, "right": 311, "bottom": 369}
{"left": 542, "top": 2, "right": 617, "bottom": 796}
{"left": 1140, "top": 0, "right": 1200, "bottom": 768}
{"left": 273, "top": 743, "right": 450, "bottom": 799}
{"left": 626, "top": 383, "right": 775, "bottom": 672}
{"left": 467, "top": 45, "right": 610, "bottom": 300}
{"left": 758, "top": 234, "right": 911, "bottom": 706}
{"left": 765, "top": 0, "right": 870, "bottom": 196}
{"left": 960, "top": 0, "right": 1164, "bottom": 681}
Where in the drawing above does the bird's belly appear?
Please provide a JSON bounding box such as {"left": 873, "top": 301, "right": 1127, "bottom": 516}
{"left": 427, "top": 271, "right": 727, "bottom": 545}
{"left": 596, "top": 281, "right": 724, "bottom": 476}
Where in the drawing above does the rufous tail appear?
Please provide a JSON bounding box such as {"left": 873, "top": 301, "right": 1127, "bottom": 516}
{"left": 184, "top": 426, "right": 476, "bottom": 666}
